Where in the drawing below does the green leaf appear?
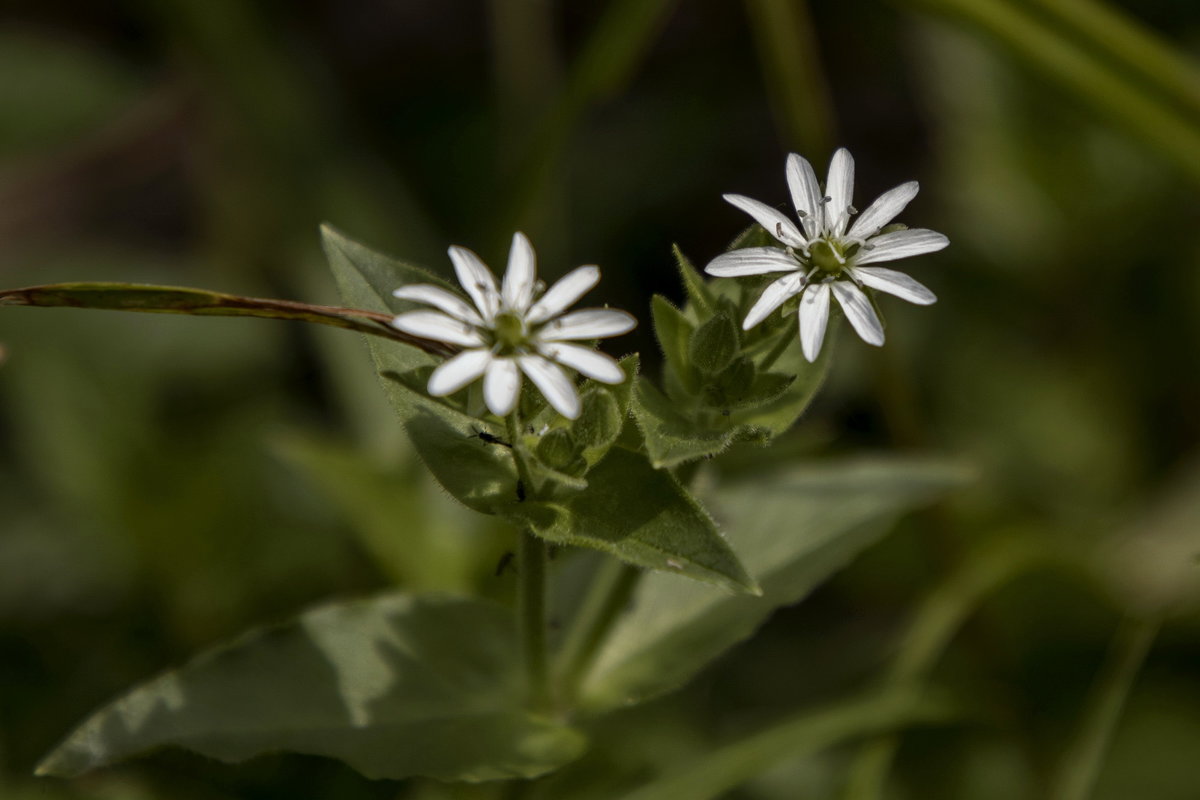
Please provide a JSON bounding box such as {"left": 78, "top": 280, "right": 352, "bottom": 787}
{"left": 689, "top": 311, "right": 739, "bottom": 375}
{"left": 632, "top": 378, "right": 736, "bottom": 467}
{"left": 577, "top": 459, "right": 971, "bottom": 711}
{"left": 0, "top": 281, "right": 449, "bottom": 354}
{"left": 650, "top": 295, "right": 697, "bottom": 396}
{"left": 672, "top": 244, "right": 716, "bottom": 316}
{"left": 37, "top": 594, "right": 586, "bottom": 781}
{"left": 613, "top": 689, "right": 953, "bottom": 800}
{"left": 529, "top": 447, "right": 758, "bottom": 595}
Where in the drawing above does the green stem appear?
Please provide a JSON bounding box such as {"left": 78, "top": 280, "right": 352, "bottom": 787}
{"left": 1049, "top": 615, "right": 1160, "bottom": 800}
{"left": 507, "top": 413, "right": 551, "bottom": 711}
{"left": 557, "top": 559, "right": 642, "bottom": 703}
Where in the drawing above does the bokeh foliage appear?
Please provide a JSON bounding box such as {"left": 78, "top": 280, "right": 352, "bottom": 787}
{"left": 1, "top": 1, "right": 1197, "bottom": 799}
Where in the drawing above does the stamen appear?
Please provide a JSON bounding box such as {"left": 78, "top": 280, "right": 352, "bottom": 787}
{"left": 797, "top": 209, "right": 809, "bottom": 218}
{"left": 848, "top": 205, "right": 858, "bottom": 215}
{"left": 821, "top": 195, "right": 832, "bottom": 204}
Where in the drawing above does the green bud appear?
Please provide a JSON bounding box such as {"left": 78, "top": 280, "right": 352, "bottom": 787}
{"left": 689, "top": 311, "right": 739, "bottom": 375}
{"left": 536, "top": 428, "right": 578, "bottom": 471}
{"left": 573, "top": 389, "right": 622, "bottom": 449}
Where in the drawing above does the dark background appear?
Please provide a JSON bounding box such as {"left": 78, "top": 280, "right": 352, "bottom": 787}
{"left": 1, "top": 1, "right": 1198, "bottom": 798}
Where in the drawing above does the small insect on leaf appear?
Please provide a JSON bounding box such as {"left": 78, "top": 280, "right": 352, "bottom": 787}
{"left": 469, "top": 427, "right": 512, "bottom": 448}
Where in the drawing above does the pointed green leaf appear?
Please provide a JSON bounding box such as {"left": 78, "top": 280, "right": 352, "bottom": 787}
{"left": 38, "top": 594, "right": 586, "bottom": 781}
{"left": 577, "top": 459, "right": 971, "bottom": 711}
{"left": 632, "top": 378, "right": 737, "bottom": 467}
{"left": 672, "top": 244, "right": 716, "bottom": 316}
{"left": 529, "top": 447, "right": 758, "bottom": 595}
{"left": 650, "top": 295, "right": 696, "bottom": 396}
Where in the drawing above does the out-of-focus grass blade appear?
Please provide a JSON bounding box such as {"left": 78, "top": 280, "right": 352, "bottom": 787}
{"left": 914, "top": 0, "right": 1200, "bottom": 185}
{"left": 1031, "top": 0, "right": 1200, "bottom": 121}
{"left": 0, "top": 282, "right": 453, "bottom": 355}
{"left": 501, "top": 0, "right": 678, "bottom": 237}
{"left": 743, "top": 0, "right": 835, "bottom": 159}
{"left": 614, "top": 689, "right": 954, "bottom": 800}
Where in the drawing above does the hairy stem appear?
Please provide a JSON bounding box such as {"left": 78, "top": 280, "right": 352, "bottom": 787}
{"left": 507, "top": 413, "right": 551, "bottom": 710}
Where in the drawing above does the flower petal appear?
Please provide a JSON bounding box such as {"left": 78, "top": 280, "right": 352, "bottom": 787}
{"left": 847, "top": 181, "right": 919, "bottom": 240}
{"left": 705, "top": 247, "right": 800, "bottom": 277}
{"left": 483, "top": 357, "right": 521, "bottom": 416}
{"left": 502, "top": 231, "right": 537, "bottom": 312}
{"left": 518, "top": 355, "right": 580, "bottom": 419}
{"left": 526, "top": 265, "right": 600, "bottom": 325}
{"left": 392, "top": 284, "right": 483, "bottom": 325}
{"left": 723, "top": 194, "right": 806, "bottom": 247}
{"left": 427, "top": 348, "right": 492, "bottom": 396}
{"left": 742, "top": 272, "right": 805, "bottom": 330}
{"left": 538, "top": 309, "right": 636, "bottom": 341}
{"left": 849, "top": 266, "right": 936, "bottom": 305}
{"left": 786, "top": 153, "right": 824, "bottom": 238}
{"left": 853, "top": 229, "right": 949, "bottom": 265}
{"left": 831, "top": 281, "right": 884, "bottom": 346}
{"left": 392, "top": 310, "right": 485, "bottom": 347}
{"left": 448, "top": 245, "right": 501, "bottom": 321}
{"left": 798, "top": 282, "right": 831, "bottom": 363}
{"left": 540, "top": 342, "right": 625, "bottom": 384}
{"left": 825, "top": 148, "right": 855, "bottom": 236}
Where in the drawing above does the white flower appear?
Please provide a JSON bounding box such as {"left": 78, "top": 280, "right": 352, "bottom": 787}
{"left": 391, "top": 232, "right": 636, "bottom": 420}
{"left": 705, "top": 148, "right": 948, "bottom": 362}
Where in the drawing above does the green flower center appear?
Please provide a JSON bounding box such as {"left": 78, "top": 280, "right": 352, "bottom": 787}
{"left": 809, "top": 239, "right": 846, "bottom": 275}
{"left": 493, "top": 312, "right": 528, "bottom": 352}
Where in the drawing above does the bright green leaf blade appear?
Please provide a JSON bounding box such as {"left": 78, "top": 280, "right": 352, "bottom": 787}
{"left": 0, "top": 281, "right": 450, "bottom": 354}
{"left": 650, "top": 295, "right": 696, "bottom": 396}
{"left": 532, "top": 447, "right": 758, "bottom": 594}
{"left": 614, "top": 689, "right": 953, "bottom": 800}
{"left": 578, "top": 459, "right": 970, "bottom": 711}
{"left": 37, "top": 594, "right": 585, "bottom": 781}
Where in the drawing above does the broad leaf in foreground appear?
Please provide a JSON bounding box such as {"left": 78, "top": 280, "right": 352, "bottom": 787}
{"left": 38, "top": 594, "right": 585, "bottom": 781}
{"left": 529, "top": 447, "right": 759, "bottom": 595}
{"left": 577, "top": 459, "right": 970, "bottom": 710}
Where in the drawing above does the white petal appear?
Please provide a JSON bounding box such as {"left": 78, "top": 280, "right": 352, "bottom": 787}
{"left": 392, "top": 310, "right": 485, "bottom": 347}
{"left": 392, "top": 284, "right": 483, "bottom": 325}
{"left": 786, "top": 153, "right": 824, "bottom": 238}
{"left": 427, "top": 348, "right": 492, "bottom": 396}
{"left": 723, "top": 194, "right": 806, "bottom": 247}
{"left": 483, "top": 357, "right": 521, "bottom": 416}
{"left": 705, "top": 247, "right": 800, "bottom": 277}
{"left": 518, "top": 355, "right": 580, "bottom": 419}
{"left": 448, "top": 245, "right": 500, "bottom": 321}
{"left": 853, "top": 229, "right": 949, "bottom": 265}
{"left": 825, "top": 148, "right": 855, "bottom": 236}
{"left": 742, "top": 272, "right": 805, "bottom": 330}
{"left": 850, "top": 266, "right": 936, "bottom": 305}
{"left": 526, "top": 265, "right": 600, "bottom": 325}
{"left": 798, "top": 282, "right": 831, "bottom": 363}
{"left": 540, "top": 342, "right": 625, "bottom": 384}
{"left": 538, "top": 309, "right": 636, "bottom": 341}
{"left": 848, "top": 181, "right": 919, "bottom": 240}
{"left": 502, "top": 231, "right": 537, "bottom": 312}
{"left": 831, "top": 281, "right": 884, "bottom": 346}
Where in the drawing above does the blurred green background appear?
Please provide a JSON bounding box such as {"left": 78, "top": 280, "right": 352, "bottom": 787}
{"left": 1, "top": 1, "right": 1198, "bottom": 798}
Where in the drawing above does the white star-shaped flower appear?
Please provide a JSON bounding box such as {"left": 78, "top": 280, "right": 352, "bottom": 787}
{"left": 705, "top": 148, "right": 948, "bottom": 362}
{"left": 391, "top": 232, "right": 636, "bottom": 420}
